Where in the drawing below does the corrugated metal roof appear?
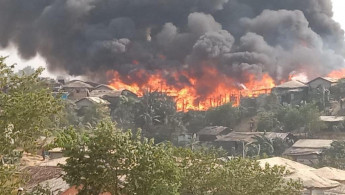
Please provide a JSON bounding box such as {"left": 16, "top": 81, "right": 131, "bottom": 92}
{"left": 258, "top": 157, "right": 340, "bottom": 189}
{"left": 274, "top": 80, "right": 308, "bottom": 89}
{"left": 292, "top": 139, "right": 333, "bottom": 149}
{"left": 322, "top": 77, "right": 339, "bottom": 83}
{"left": 215, "top": 132, "right": 291, "bottom": 143}
{"left": 283, "top": 139, "right": 333, "bottom": 156}
{"left": 197, "top": 126, "right": 229, "bottom": 136}
{"left": 283, "top": 147, "right": 324, "bottom": 156}
{"left": 308, "top": 77, "right": 339, "bottom": 84}
{"left": 90, "top": 89, "right": 123, "bottom": 97}
{"left": 76, "top": 97, "right": 110, "bottom": 105}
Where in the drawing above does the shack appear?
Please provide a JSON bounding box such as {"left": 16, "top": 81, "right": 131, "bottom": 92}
{"left": 75, "top": 97, "right": 110, "bottom": 109}
{"left": 62, "top": 80, "right": 94, "bottom": 100}
{"left": 272, "top": 80, "right": 308, "bottom": 105}
{"left": 197, "top": 126, "right": 231, "bottom": 142}
{"left": 283, "top": 139, "right": 333, "bottom": 166}
{"left": 320, "top": 116, "right": 345, "bottom": 131}
{"left": 308, "top": 77, "right": 338, "bottom": 90}
{"left": 215, "top": 132, "right": 294, "bottom": 154}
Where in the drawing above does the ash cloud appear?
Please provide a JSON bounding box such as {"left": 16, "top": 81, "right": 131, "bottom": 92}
{"left": 0, "top": 0, "right": 345, "bottom": 97}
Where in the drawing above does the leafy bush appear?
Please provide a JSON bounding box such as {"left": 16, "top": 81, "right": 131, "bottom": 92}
{"left": 205, "top": 103, "right": 241, "bottom": 128}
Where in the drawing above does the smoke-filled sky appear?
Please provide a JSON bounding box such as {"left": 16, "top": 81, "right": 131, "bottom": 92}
{"left": 0, "top": 0, "right": 345, "bottom": 84}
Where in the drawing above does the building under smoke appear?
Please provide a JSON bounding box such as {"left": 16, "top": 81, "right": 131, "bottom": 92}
{"left": 0, "top": 0, "right": 344, "bottom": 108}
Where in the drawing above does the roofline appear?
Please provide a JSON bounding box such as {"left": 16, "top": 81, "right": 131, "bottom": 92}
{"left": 307, "top": 77, "right": 338, "bottom": 84}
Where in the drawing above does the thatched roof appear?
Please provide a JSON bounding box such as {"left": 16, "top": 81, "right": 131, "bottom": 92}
{"left": 197, "top": 126, "right": 230, "bottom": 136}
{"left": 38, "top": 177, "right": 70, "bottom": 195}
{"left": 274, "top": 80, "right": 308, "bottom": 89}
{"left": 258, "top": 157, "right": 340, "bottom": 189}
{"left": 215, "top": 132, "right": 291, "bottom": 143}
{"left": 23, "top": 166, "right": 63, "bottom": 189}
{"left": 312, "top": 167, "right": 345, "bottom": 182}
{"left": 325, "top": 184, "right": 345, "bottom": 194}
{"left": 63, "top": 80, "right": 93, "bottom": 88}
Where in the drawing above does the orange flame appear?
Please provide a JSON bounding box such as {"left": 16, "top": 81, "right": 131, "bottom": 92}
{"left": 108, "top": 65, "right": 276, "bottom": 112}
{"left": 327, "top": 68, "right": 345, "bottom": 79}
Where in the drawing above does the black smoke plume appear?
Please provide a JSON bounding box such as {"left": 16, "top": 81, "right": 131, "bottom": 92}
{"left": 0, "top": 0, "right": 344, "bottom": 96}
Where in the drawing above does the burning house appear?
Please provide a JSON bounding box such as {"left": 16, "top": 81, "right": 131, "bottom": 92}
{"left": 308, "top": 77, "right": 339, "bottom": 90}
{"left": 0, "top": 1, "right": 344, "bottom": 112}
{"left": 272, "top": 80, "right": 309, "bottom": 105}
{"left": 62, "top": 80, "right": 94, "bottom": 100}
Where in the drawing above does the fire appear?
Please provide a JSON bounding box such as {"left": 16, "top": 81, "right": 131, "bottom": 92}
{"left": 289, "top": 72, "right": 308, "bottom": 83}
{"left": 327, "top": 68, "right": 345, "bottom": 79}
{"left": 108, "top": 66, "right": 276, "bottom": 111}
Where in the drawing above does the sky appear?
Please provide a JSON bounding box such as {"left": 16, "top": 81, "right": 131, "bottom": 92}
{"left": 0, "top": 0, "right": 344, "bottom": 78}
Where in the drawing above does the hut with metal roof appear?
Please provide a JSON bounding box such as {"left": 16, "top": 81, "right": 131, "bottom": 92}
{"left": 308, "top": 77, "right": 339, "bottom": 90}
{"left": 283, "top": 139, "right": 333, "bottom": 166}
{"left": 75, "top": 97, "right": 110, "bottom": 109}
{"left": 272, "top": 80, "right": 308, "bottom": 105}
{"left": 62, "top": 80, "right": 94, "bottom": 100}
{"left": 197, "top": 126, "right": 232, "bottom": 142}
{"left": 215, "top": 132, "right": 295, "bottom": 154}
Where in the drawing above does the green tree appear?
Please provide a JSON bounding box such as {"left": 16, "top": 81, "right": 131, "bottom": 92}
{"left": 60, "top": 121, "right": 181, "bottom": 195}
{"left": 125, "top": 141, "right": 181, "bottom": 195}
{"left": 182, "top": 110, "right": 206, "bottom": 133}
{"left": 112, "top": 95, "right": 139, "bottom": 129}
{"left": 178, "top": 147, "right": 224, "bottom": 194}
{"left": 16, "top": 66, "right": 36, "bottom": 76}
{"left": 257, "top": 112, "right": 278, "bottom": 132}
{"left": 205, "top": 103, "right": 241, "bottom": 128}
{"left": 59, "top": 121, "right": 302, "bottom": 195}
{"left": 281, "top": 107, "right": 303, "bottom": 131}
{"left": 299, "top": 103, "right": 325, "bottom": 134}
{"left": 247, "top": 135, "right": 275, "bottom": 157}
{"left": 77, "top": 103, "right": 110, "bottom": 128}
{"left": 0, "top": 57, "right": 62, "bottom": 193}
{"left": 214, "top": 159, "right": 302, "bottom": 195}
{"left": 135, "top": 91, "right": 184, "bottom": 142}
{"left": 320, "top": 141, "right": 345, "bottom": 169}
{"left": 330, "top": 78, "right": 345, "bottom": 100}
{"left": 135, "top": 91, "right": 176, "bottom": 130}
{"left": 272, "top": 138, "right": 291, "bottom": 156}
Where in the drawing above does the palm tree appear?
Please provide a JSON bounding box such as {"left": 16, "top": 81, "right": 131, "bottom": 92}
{"left": 249, "top": 134, "right": 274, "bottom": 156}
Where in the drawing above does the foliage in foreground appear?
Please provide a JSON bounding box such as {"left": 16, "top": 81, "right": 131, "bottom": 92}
{"left": 0, "top": 57, "right": 63, "bottom": 194}
{"left": 58, "top": 121, "right": 302, "bottom": 195}
{"left": 321, "top": 141, "right": 345, "bottom": 169}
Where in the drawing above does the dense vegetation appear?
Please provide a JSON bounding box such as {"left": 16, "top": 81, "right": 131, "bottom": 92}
{"left": 0, "top": 58, "right": 63, "bottom": 194}
{"left": 0, "top": 58, "right": 304, "bottom": 194}
{"left": 57, "top": 121, "right": 302, "bottom": 195}
{"left": 3, "top": 57, "right": 345, "bottom": 194}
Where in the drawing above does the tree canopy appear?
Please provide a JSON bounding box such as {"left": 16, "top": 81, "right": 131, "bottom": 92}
{"left": 58, "top": 121, "right": 302, "bottom": 195}
{"left": 0, "top": 57, "right": 63, "bottom": 193}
